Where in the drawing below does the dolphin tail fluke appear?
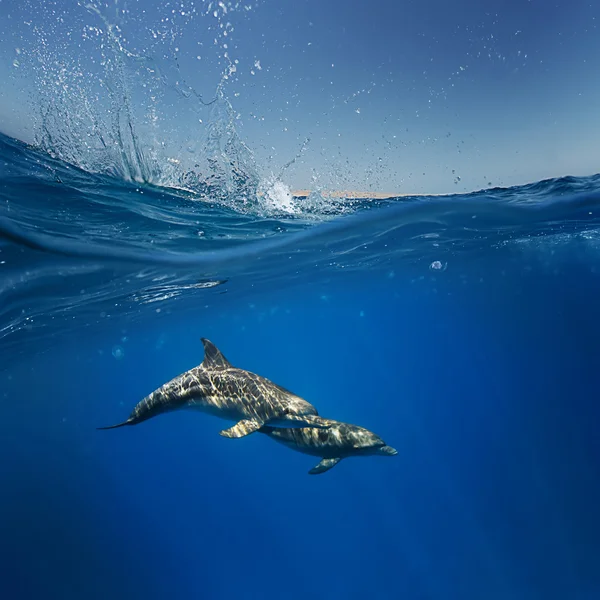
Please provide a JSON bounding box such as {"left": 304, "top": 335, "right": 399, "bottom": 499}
{"left": 219, "top": 418, "right": 263, "bottom": 438}
{"left": 97, "top": 418, "right": 134, "bottom": 430}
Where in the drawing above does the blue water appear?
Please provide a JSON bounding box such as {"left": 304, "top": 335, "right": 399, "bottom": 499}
{"left": 2, "top": 130, "right": 600, "bottom": 600}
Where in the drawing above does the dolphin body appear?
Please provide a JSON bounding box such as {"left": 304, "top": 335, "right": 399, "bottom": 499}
{"left": 98, "top": 338, "right": 328, "bottom": 438}
{"left": 260, "top": 417, "right": 397, "bottom": 474}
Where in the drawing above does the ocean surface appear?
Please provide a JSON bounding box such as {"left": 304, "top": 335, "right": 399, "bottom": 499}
{"left": 2, "top": 129, "right": 600, "bottom": 600}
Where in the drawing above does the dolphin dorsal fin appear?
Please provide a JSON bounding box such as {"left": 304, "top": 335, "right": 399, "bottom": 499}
{"left": 201, "top": 338, "right": 231, "bottom": 369}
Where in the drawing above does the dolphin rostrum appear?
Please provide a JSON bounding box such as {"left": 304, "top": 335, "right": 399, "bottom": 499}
{"left": 98, "top": 338, "right": 329, "bottom": 438}
{"left": 260, "top": 417, "right": 397, "bottom": 474}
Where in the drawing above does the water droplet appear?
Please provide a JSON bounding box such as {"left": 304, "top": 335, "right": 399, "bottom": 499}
{"left": 112, "top": 345, "right": 124, "bottom": 360}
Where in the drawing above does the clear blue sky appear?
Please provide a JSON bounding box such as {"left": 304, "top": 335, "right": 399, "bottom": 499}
{"left": 1, "top": 0, "right": 599, "bottom": 194}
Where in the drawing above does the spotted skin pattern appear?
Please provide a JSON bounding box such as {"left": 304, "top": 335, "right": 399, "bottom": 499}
{"left": 260, "top": 418, "right": 398, "bottom": 474}
{"left": 98, "top": 338, "right": 327, "bottom": 437}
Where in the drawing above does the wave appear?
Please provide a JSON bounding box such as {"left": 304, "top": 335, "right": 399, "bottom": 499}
{"left": 2, "top": 130, "right": 600, "bottom": 366}
{"left": 3, "top": 133, "right": 600, "bottom": 264}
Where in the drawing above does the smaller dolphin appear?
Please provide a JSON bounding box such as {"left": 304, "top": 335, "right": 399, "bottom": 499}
{"left": 98, "top": 338, "right": 329, "bottom": 438}
{"left": 260, "top": 417, "right": 397, "bottom": 474}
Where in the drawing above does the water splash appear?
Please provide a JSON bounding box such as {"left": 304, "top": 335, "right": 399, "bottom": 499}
{"left": 19, "top": 0, "right": 284, "bottom": 214}
{"left": 10, "top": 1, "right": 382, "bottom": 219}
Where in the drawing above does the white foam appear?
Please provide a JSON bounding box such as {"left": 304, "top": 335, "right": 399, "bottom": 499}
{"left": 260, "top": 179, "right": 299, "bottom": 215}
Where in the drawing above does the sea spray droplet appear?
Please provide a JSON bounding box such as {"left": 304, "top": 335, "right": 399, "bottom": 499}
{"left": 112, "top": 345, "right": 124, "bottom": 360}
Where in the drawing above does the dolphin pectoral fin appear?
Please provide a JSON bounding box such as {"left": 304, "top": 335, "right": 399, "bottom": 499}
{"left": 309, "top": 457, "right": 341, "bottom": 475}
{"left": 219, "top": 419, "right": 263, "bottom": 439}
{"left": 284, "top": 414, "right": 332, "bottom": 429}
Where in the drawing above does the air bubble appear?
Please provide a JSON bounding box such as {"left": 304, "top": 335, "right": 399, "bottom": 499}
{"left": 429, "top": 260, "right": 447, "bottom": 271}
{"left": 112, "top": 345, "right": 124, "bottom": 359}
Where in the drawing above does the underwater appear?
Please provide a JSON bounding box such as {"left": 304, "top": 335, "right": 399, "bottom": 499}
{"left": 1, "top": 1, "right": 600, "bottom": 599}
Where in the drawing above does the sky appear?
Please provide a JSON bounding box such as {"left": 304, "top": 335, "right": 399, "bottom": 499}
{"left": 0, "top": 0, "right": 599, "bottom": 194}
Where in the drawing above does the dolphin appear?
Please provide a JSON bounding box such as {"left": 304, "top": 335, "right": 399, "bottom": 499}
{"left": 260, "top": 417, "right": 397, "bottom": 474}
{"left": 98, "top": 338, "right": 329, "bottom": 438}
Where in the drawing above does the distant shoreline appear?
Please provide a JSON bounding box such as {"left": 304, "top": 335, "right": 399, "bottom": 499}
{"left": 291, "top": 189, "right": 441, "bottom": 199}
